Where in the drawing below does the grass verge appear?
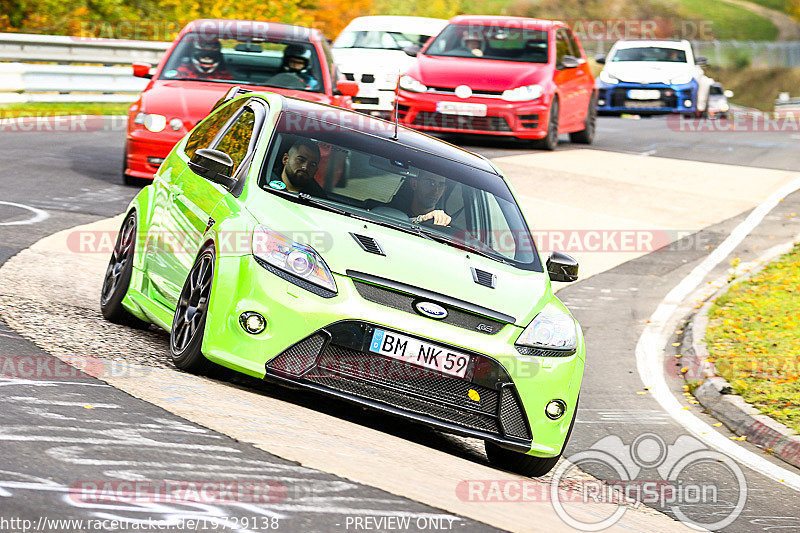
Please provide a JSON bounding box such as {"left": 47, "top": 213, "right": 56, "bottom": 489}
{"left": 706, "top": 66, "right": 800, "bottom": 111}
{"left": 0, "top": 102, "right": 130, "bottom": 117}
{"left": 706, "top": 241, "right": 800, "bottom": 434}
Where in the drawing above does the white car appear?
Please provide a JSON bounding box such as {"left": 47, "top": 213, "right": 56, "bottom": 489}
{"left": 332, "top": 16, "right": 448, "bottom": 118}
{"left": 595, "top": 39, "right": 713, "bottom": 115}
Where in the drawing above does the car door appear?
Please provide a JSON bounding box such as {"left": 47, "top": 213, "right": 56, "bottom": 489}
{"left": 553, "top": 28, "right": 586, "bottom": 130}
{"left": 146, "top": 99, "right": 259, "bottom": 309}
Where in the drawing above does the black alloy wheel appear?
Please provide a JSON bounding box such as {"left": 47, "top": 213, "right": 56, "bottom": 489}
{"left": 170, "top": 246, "right": 215, "bottom": 373}
{"left": 100, "top": 211, "right": 148, "bottom": 328}
{"left": 533, "top": 98, "right": 559, "bottom": 151}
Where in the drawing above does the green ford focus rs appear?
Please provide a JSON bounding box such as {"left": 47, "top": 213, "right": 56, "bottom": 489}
{"left": 101, "top": 90, "right": 584, "bottom": 477}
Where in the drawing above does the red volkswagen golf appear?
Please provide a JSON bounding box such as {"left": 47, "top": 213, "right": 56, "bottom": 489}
{"left": 124, "top": 19, "right": 359, "bottom": 183}
{"left": 396, "top": 16, "right": 596, "bottom": 150}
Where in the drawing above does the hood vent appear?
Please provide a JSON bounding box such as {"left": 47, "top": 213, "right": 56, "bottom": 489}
{"left": 350, "top": 233, "right": 385, "bottom": 256}
{"left": 471, "top": 267, "right": 496, "bottom": 289}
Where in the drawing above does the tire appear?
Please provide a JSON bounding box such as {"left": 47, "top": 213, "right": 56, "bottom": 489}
{"left": 170, "top": 246, "right": 215, "bottom": 373}
{"left": 532, "top": 98, "right": 559, "bottom": 151}
{"left": 485, "top": 400, "right": 578, "bottom": 478}
{"left": 569, "top": 94, "right": 597, "bottom": 144}
{"left": 100, "top": 212, "right": 149, "bottom": 328}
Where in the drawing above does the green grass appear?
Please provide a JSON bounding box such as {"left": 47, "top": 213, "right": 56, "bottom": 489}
{"left": 0, "top": 102, "right": 130, "bottom": 117}
{"left": 706, "top": 242, "right": 800, "bottom": 434}
{"left": 705, "top": 65, "right": 800, "bottom": 110}
{"left": 741, "top": 0, "right": 789, "bottom": 13}
{"left": 677, "top": 0, "right": 779, "bottom": 40}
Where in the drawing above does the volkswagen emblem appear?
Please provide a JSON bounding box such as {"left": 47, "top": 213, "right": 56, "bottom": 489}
{"left": 454, "top": 85, "right": 472, "bottom": 99}
{"left": 415, "top": 301, "right": 448, "bottom": 319}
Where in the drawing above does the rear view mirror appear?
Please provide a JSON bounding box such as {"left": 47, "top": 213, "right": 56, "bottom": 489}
{"left": 560, "top": 55, "right": 580, "bottom": 69}
{"left": 189, "top": 148, "right": 236, "bottom": 190}
{"left": 547, "top": 251, "right": 579, "bottom": 282}
{"left": 336, "top": 80, "right": 360, "bottom": 97}
{"left": 403, "top": 45, "right": 421, "bottom": 57}
{"left": 696, "top": 56, "right": 709, "bottom": 66}
{"left": 724, "top": 89, "right": 734, "bottom": 98}
{"left": 595, "top": 54, "right": 606, "bottom": 64}
{"left": 132, "top": 62, "right": 152, "bottom": 79}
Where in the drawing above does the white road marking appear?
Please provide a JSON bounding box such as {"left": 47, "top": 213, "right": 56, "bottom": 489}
{"left": 0, "top": 201, "right": 49, "bottom": 226}
{"left": 636, "top": 175, "right": 800, "bottom": 491}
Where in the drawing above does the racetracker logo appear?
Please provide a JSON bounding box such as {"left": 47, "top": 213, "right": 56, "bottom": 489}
{"left": 70, "top": 19, "right": 315, "bottom": 42}
{"left": 0, "top": 354, "right": 148, "bottom": 380}
{"left": 0, "top": 115, "right": 126, "bottom": 133}
{"left": 667, "top": 112, "right": 800, "bottom": 133}
{"left": 68, "top": 481, "right": 286, "bottom": 504}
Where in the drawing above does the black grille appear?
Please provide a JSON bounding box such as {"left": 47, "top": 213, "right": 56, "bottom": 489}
{"left": 499, "top": 386, "right": 531, "bottom": 439}
{"left": 353, "top": 97, "right": 379, "bottom": 105}
{"left": 360, "top": 74, "right": 375, "bottom": 83}
{"left": 352, "top": 280, "right": 505, "bottom": 334}
{"left": 515, "top": 345, "right": 577, "bottom": 357}
{"left": 610, "top": 87, "right": 678, "bottom": 109}
{"left": 471, "top": 267, "right": 496, "bottom": 289}
{"left": 350, "top": 233, "right": 385, "bottom": 256}
{"left": 518, "top": 114, "right": 540, "bottom": 129}
{"left": 344, "top": 73, "right": 355, "bottom": 81}
{"left": 429, "top": 86, "right": 504, "bottom": 97}
{"left": 267, "top": 333, "right": 327, "bottom": 376}
{"left": 412, "top": 112, "right": 512, "bottom": 132}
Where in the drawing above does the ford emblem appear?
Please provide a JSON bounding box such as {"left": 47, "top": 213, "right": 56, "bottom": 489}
{"left": 415, "top": 301, "right": 448, "bottom": 319}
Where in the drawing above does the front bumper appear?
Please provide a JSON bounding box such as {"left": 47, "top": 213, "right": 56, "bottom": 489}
{"left": 396, "top": 90, "right": 549, "bottom": 139}
{"left": 203, "top": 254, "right": 584, "bottom": 456}
{"left": 125, "top": 128, "right": 184, "bottom": 180}
{"left": 596, "top": 81, "right": 697, "bottom": 114}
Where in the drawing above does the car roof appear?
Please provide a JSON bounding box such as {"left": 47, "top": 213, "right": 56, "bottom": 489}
{"left": 613, "top": 39, "right": 691, "bottom": 50}
{"left": 182, "top": 19, "right": 323, "bottom": 43}
{"left": 272, "top": 95, "right": 499, "bottom": 175}
{"left": 341, "top": 16, "right": 448, "bottom": 35}
{"left": 447, "top": 15, "right": 561, "bottom": 31}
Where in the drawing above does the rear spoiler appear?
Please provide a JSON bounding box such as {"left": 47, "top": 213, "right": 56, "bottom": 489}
{"left": 210, "top": 86, "right": 253, "bottom": 113}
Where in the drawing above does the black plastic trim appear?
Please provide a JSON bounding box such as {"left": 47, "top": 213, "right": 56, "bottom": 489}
{"left": 254, "top": 256, "right": 337, "bottom": 298}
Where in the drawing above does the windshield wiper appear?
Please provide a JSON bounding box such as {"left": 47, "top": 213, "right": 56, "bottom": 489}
{"left": 416, "top": 227, "right": 511, "bottom": 264}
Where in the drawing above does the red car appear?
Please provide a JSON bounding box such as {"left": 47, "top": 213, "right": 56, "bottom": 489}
{"left": 124, "top": 19, "right": 359, "bottom": 183}
{"left": 396, "top": 16, "right": 596, "bottom": 150}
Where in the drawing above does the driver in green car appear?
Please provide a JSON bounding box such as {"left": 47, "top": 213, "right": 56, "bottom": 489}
{"left": 271, "top": 139, "right": 327, "bottom": 197}
{"left": 388, "top": 171, "right": 452, "bottom": 226}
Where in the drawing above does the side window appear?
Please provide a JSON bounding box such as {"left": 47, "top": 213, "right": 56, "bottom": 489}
{"left": 565, "top": 28, "right": 581, "bottom": 58}
{"left": 214, "top": 107, "right": 256, "bottom": 176}
{"left": 555, "top": 30, "right": 570, "bottom": 65}
{"left": 184, "top": 99, "right": 246, "bottom": 159}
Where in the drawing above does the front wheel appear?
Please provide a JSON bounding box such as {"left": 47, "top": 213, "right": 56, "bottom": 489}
{"left": 532, "top": 98, "right": 559, "bottom": 151}
{"left": 100, "top": 211, "right": 149, "bottom": 328}
{"left": 170, "top": 246, "right": 215, "bottom": 373}
{"left": 569, "top": 94, "right": 597, "bottom": 144}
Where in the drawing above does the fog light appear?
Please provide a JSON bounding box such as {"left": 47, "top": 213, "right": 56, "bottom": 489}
{"left": 147, "top": 157, "right": 164, "bottom": 166}
{"left": 684, "top": 99, "right": 692, "bottom": 107}
{"left": 239, "top": 312, "right": 266, "bottom": 334}
{"left": 598, "top": 99, "right": 606, "bottom": 106}
{"left": 169, "top": 118, "right": 183, "bottom": 131}
{"left": 545, "top": 399, "right": 567, "bottom": 420}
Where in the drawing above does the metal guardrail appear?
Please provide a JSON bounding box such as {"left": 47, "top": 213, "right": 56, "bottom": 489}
{"left": 0, "top": 32, "right": 169, "bottom": 65}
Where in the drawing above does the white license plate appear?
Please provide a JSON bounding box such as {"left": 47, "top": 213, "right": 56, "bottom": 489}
{"left": 369, "top": 329, "right": 471, "bottom": 378}
{"left": 436, "top": 101, "right": 487, "bottom": 117}
{"left": 627, "top": 89, "right": 661, "bottom": 100}
{"left": 625, "top": 100, "right": 664, "bottom": 109}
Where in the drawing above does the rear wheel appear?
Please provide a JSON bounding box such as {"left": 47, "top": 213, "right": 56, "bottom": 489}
{"left": 100, "top": 212, "right": 149, "bottom": 328}
{"left": 170, "top": 246, "right": 215, "bottom": 373}
{"left": 532, "top": 98, "right": 559, "bottom": 151}
{"left": 485, "top": 400, "right": 577, "bottom": 477}
{"left": 569, "top": 94, "right": 597, "bottom": 144}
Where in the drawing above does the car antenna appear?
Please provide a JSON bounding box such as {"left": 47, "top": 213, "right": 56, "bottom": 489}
{"left": 392, "top": 69, "right": 400, "bottom": 140}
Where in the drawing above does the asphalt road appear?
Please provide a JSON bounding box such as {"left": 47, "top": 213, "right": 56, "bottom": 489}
{"left": 1, "top": 116, "right": 800, "bottom": 531}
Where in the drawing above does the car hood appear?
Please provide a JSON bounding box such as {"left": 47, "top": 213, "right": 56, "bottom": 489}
{"left": 140, "top": 80, "right": 331, "bottom": 127}
{"left": 332, "top": 48, "right": 416, "bottom": 75}
{"left": 603, "top": 62, "right": 696, "bottom": 84}
{"left": 408, "top": 54, "right": 550, "bottom": 90}
{"left": 245, "top": 197, "right": 549, "bottom": 326}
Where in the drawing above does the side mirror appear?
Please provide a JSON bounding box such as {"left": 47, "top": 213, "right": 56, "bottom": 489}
{"left": 595, "top": 54, "right": 606, "bottom": 64}
{"left": 336, "top": 80, "right": 360, "bottom": 97}
{"left": 695, "top": 56, "right": 708, "bottom": 67}
{"left": 547, "top": 251, "right": 579, "bottom": 282}
{"left": 724, "top": 89, "right": 734, "bottom": 98}
{"left": 132, "top": 62, "right": 152, "bottom": 79}
{"left": 560, "top": 55, "right": 581, "bottom": 69}
{"left": 403, "top": 45, "right": 421, "bottom": 57}
{"left": 188, "top": 148, "right": 235, "bottom": 189}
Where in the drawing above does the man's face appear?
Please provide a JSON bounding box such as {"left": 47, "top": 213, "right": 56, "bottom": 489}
{"left": 412, "top": 173, "right": 447, "bottom": 209}
{"left": 287, "top": 56, "right": 307, "bottom": 72}
{"left": 282, "top": 145, "right": 320, "bottom": 187}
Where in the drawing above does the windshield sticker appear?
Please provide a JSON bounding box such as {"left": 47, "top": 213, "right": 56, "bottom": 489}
{"left": 268, "top": 180, "right": 287, "bottom": 190}
{"left": 163, "top": 69, "right": 178, "bottom": 78}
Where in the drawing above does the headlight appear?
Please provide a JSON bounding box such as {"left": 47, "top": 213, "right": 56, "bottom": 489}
{"left": 598, "top": 71, "right": 619, "bottom": 84}
{"left": 251, "top": 225, "right": 337, "bottom": 293}
{"left": 516, "top": 304, "right": 577, "bottom": 353}
{"left": 669, "top": 74, "right": 693, "bottom": 85}
{"left": 399, "top": 75, "right": 427, "bottom": 93}
{"left": 133, "top": 112, "right": 167, "bottom": 132}
{"left": 501, "top": 84, "right": 543, "bottom": 102}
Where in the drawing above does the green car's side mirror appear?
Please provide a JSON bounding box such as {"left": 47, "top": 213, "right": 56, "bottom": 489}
{"left": 189, "top": 148, "right": 236, "bottom": 190}
{"left": 547, "top": 251, "right": 579, "bottom": 282}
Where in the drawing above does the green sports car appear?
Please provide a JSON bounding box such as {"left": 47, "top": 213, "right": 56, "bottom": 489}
{"left": 100, "top": 90, "right": 584, "bottom": 477}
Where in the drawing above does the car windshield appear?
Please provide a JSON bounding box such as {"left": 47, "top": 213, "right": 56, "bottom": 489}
{"left": 159, "top": 33, "right": 325, "bottom": 93}
{"left": 424, "top": 24, "right": 548, "bottom": 63}
{"left": 334, "top": 30, "right": 432, "bottom": 50}
{"left": 259, "top": 112, "right": 542, "bottom": 271}
{"left": 612, "top": 47, "right": 687, "bottom": 63}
